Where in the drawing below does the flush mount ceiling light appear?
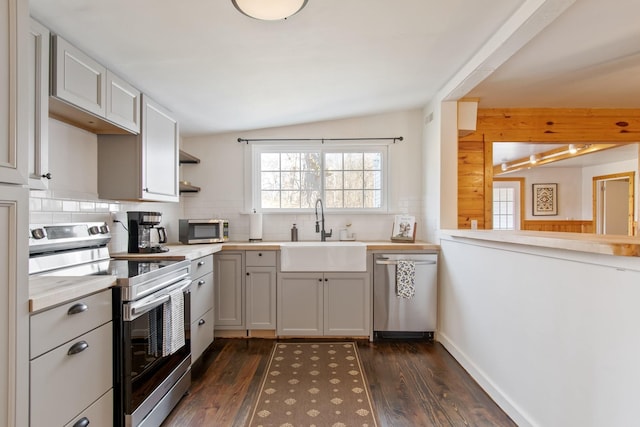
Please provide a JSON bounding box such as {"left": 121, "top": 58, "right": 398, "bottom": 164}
{"left": 232, "top": 0, "right": 308, "bottom": 20}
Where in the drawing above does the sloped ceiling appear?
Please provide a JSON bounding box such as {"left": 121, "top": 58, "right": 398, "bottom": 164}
{"left": 29, "top": 0, "right": 640, "bottom": 138}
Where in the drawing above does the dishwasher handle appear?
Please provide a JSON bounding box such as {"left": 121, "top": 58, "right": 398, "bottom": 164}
{"left": 375, "top": 259, "right": 436, "bottom": 266}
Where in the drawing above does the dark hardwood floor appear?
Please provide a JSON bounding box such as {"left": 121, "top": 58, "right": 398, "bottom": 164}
{"left": 162, "top": 338, "right": 516, "bottom": 427}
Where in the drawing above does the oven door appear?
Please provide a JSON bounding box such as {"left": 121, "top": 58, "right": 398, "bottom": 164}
{"left": 115, "top": 278, "right": 192, "bottom": 426}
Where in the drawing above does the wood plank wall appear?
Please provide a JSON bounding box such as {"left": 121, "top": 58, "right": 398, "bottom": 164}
{"left": 457, "top": 108, "right": 640, "bottom": 230}
{"left": 522, "top": 220, "right": 593, "bottom": 233}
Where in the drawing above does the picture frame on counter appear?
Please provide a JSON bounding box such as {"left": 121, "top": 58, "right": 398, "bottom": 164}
{"left": 391, "top": 215, "right": 416, "bottom": 242}
{"left": 532, "top": 183, "right": 558, "bottom": 216}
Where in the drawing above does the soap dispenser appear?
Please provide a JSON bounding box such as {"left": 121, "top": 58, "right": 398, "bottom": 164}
{"left": 291, "top": 224, "right": 298, "bottom": 241}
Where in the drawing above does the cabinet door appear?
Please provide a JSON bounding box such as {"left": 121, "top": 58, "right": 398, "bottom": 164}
{"left": 141, "top": 95, "right": 179, "bottom": 202}
{"left": 246, "top": 266, "right": 276, "bottom": 330}
{"left": 106, "top": 70, "right": 140, "bottom": 133}
{"left": 191, "top": 271, "right": 214, "bottom": 322}
{"left": 51, "top": 34, "right": 107, "bottom": 117}
{"left": 214, "top": 253, "right": 244, "bottom": 329}
{"left": 277, "top": 273, "right": 323, "bottom": 336}
{"left": 0, "top": 0, "right": 28, "bottom": 185}
{"left": 324, "top": 273, "right": 370, "bottom": 336}
{"left": 27, "top": 18, "right": 50, "bottom": 189}
{"left": 0, "top": 184, "right": 29, "bottom": 426}
{"left": 190, "top": 308, "right": 214, "bottom": 363}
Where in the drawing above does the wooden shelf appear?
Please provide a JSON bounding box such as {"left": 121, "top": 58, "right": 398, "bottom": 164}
{"left": 179, "top": 182, "right": 201, "bottom": 193}
{"left": 179, "top": 149, "right": 200, "bottom": 164}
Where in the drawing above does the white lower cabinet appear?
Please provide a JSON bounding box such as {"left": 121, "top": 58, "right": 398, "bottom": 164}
{"left": 29, "top": 289, "right": 113, "bottom": 427}
{"left": 277, "top": 272, "right": 370, "bottom": 337}
{"left": 246, "top": 251, "right": 277, "bottom": 331}
{"left": 214, "top": 252, "right": 245, "bottom": 330}
{"left": 189, "top": 255, "right": 214, "bottom": 363}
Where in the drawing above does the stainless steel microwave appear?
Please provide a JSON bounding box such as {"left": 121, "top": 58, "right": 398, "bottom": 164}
{"left": 179, "top": 219, "right": 229, "bottom": 244}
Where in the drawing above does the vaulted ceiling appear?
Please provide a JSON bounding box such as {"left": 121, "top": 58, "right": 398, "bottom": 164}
{"left": 29, "top": 0, "right": 640, "bottom": 138}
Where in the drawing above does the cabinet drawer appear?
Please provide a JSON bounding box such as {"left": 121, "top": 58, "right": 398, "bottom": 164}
{"left": 64, "top": 389, "right": 113, "bottom": 427}
{"left": 31, "top": 322, "right": 113, "bottom": 427}
{"left": 191, "top": 255, "right": 213, "bottom": 279}
{"left": 246, "top": 250, "right": 276, "bottom": 267}
{"left": 191, "top": 271, "right": 214, "bottom": 321}
{"left": 30, "top": 289, "right": 112, "bottom": 359}
{"left": 191, "top": 308, "right": 214, "bottom": 363}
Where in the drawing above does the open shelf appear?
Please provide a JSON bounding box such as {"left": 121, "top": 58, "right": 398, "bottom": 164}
{"left": 179, "top": 149, "right": 200, "bottom": 164}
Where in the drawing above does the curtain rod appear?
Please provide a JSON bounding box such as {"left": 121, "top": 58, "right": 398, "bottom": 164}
{"left": 237, "top": 136, "right": 403, "bottom": 144}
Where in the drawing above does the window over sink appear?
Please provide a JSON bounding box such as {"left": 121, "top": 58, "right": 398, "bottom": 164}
{"left": 249, "top": 143, "right": 388, "bottom": 212}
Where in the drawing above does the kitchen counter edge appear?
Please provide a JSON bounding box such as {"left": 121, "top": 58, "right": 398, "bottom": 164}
{"left": 441, "top": 229, "right": 640, "bottom": 257}
{"left": 29, "top": 275, "right": 117, "bottom": 313}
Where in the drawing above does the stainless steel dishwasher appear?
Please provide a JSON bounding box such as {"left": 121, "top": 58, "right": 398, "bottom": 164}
{"left": 373, "top": 253, "right": 437, "bottom": 339}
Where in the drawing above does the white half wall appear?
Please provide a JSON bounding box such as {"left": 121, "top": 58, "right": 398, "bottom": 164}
{"left": 438, "top": 236, "right": 640, "bottom": 427}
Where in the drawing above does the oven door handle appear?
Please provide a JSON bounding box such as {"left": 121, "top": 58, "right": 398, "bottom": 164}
{"left": 127, "top": 278, "right": 192, "bottom": 320}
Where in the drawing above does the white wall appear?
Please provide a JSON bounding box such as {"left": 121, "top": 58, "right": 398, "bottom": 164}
{"left": 581, "top": 159, "right": 638, "bottom": 221}
{"left": 439, "top": 236, "right": 640, "bottom": 427}
{"left": 29, "top": 119, "right": 182, "bottom": 253}
{"left": 181, "top": 110, "right": 426, "bottom": 242}
{"left": 503, "top": 167, "right": 583, "bottom": 220}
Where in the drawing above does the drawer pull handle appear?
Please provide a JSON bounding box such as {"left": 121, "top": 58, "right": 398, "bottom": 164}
{"left": 197, "top": 261, "right": 205, "bottom": 266}
{"left": 73, "top": 417, "right": 90, "bottom": 427}
{"left": 198, "top": 279, "right": 206, "bottom": 286}
{"left": 198, "top": 319, "right": 206, "bottom": 326}
{"left": 68, "top": 341, "right": 89, "bottom": 355}
{"left": 67, "top": 303, "right": 88, "bottom": 315}
{"left": 258, "top": 253, "right": 262, "bottom": 256}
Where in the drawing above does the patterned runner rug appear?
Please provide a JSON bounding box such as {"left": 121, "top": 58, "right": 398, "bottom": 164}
{"left": 247, "top": 342, "right": 378, "bottom": 427}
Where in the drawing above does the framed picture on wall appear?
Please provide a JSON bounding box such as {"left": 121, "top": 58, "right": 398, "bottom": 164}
{"left": 532, "top": 183, "right": 558, "bottom": 216}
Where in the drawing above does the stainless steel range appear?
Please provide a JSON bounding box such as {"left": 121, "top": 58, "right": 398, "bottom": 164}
{"left": 29, "top": 222, "right": 192, "bottom": 427}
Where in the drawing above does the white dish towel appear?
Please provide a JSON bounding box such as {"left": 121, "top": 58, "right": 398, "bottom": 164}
{"left": 163, "top": 288, "right": 185, "bottom": 356}
{"left": 396, "top": 260, "right": 416, "bottom": 299}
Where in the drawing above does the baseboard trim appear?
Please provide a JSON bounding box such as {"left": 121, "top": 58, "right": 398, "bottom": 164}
{"left": 438, "top": 332, "right": 535, "bottom": 427}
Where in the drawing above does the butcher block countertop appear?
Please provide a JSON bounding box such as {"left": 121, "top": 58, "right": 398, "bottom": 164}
{"left": 29, "top": 275, "right": 117, "bottom": 313}
{"left": 442, "top": 229, "right": 640, "bottom": 257}
{"left": 111, "top": 243, "right": 224, "bottom": 260}
{"left": 111, "top": 241, "right": 439, "bottom": 259}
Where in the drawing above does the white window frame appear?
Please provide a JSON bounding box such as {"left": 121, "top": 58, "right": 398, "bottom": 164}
{"left": 246, "top": 142, "right": 389, "bottom": 213}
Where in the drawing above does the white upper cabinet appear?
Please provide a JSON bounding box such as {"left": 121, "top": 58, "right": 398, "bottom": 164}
{"left": 97, "top": 94, "right": 179, "bottom": 202}
{"left": 50, "top": 34, "right": 140, "bottom": 135}
{"left": 27, "top": 18, "right": 50, "bottom": 189}
{"left": 0, "top": 0, "right": 28, "bottom": 185}
{"left": 142, "top": 96, "right": 179, "bottom": 200}
{"left": 106, "top": 70, "right": 140, "bottom": 133}
{"left": 51, "top": 34, "right": 107, "bottom": 117}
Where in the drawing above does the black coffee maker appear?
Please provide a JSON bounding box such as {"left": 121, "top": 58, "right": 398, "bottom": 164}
{"left": 127, "top": 211, "right": 169, "bottom": 253}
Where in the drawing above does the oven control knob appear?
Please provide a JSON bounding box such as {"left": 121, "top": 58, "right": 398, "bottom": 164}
{"left": 88, "top": 226, "right": 100, "bottom": 235}
{"left": 100, "top": 225, "right": 110, "bottom": 234}
{"left": 31, "top": 228, "right": 45, "bottom": 240}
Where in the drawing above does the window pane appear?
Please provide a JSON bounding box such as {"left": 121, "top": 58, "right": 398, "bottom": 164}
{"left": 325, "top": 171, "right": 343, "bottom": 190}
{"left": 261, "top": 172, "right": 280, "bottom": 190}
{"left": 301, "top": 190, "right": 320, "bottom": 208}
{"left": 261, "top": 191, "right": 280, "bottom": 208}
{"left": 344, "top": 190, "right": 363, "bottom": 208}
{"left": 302, "top": 170, "right": 321, "bottom": 190}
{"left": 325, "top": 153, "right": 343, "bottom": 170}
{"left": 364, "top": 171, "right": 381, "bottom": 189}
{"left": 281, "top": 171, "right": 301, "bottom": 190}
{"left": 261, "top": 153, "right": 280, "bottom": 171}
{"left": 344, "top": 171, "right": 363, "bottom": 189}
{"left": 344, "top": 153, "right": 363, "bottom": 170}
{"left": 281, "top": 191, "right": 300, "bottom": 208}
{"left": 325, "top": 190, "right": 343, "bottom": 208}
{"left": 281, "top": 153, "right": 300, "bottom": 171}
{"left": 364, "top": 190, "right": 381, "bottom": 208}
{"left": 364, "top": 153, "right": 381, "bottom": 170}
{"left": 301, "top": 152, "right": 321, "bottom": 170}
